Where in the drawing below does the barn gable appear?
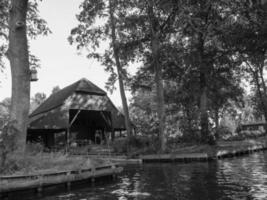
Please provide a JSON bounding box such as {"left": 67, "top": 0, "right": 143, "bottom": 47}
{"left": 27, "top": 78, "right": 126, "bottom": 148}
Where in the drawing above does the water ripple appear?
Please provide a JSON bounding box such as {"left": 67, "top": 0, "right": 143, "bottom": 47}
{"left": 38, "top": 152, "right": 267, "bottom": 200}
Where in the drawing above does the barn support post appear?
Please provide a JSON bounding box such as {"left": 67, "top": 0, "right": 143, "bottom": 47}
{"left": 111, "top": 129, "right": 115, "bottom": 141}
{"left": 111, "top": 114, "right": 115, "bottom": 141}
{"left": 65, "top": 128, "right": 70, "bottom": 152}
{"left": 66, "top": 109, "right": 81, "bottom": 151}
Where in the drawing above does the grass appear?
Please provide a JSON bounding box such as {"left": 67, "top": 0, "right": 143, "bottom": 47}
{"left": 170, "top": 135, "right": 267, "bottom": 155}
{"left": 0, "top": 150, "right": 109, "bottom": 176}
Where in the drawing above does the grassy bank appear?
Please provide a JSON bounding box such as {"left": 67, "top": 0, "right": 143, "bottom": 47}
{"left": 109, "top": 135, "right": 267, "bottom": 159}
{"left": 0, "top": 145, "right": 108, "bottom": 176}
{"left": 169, "top": 135, "right": 267, "bottom": 155}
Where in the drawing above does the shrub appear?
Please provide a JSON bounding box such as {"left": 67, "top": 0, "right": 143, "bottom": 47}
{"left": 0, "top": 150, "right": 106, "bottom": 175}
{"left": 215, "top": 126, "right": 233, "bottom": 140}
{"left": 1, "top": 127, "right": 106, "bottom": 175}
{"left": 0, "top": 121, "right": 18, "bottom": 174}
{"left": 111, "top": 136, "right": 151, "bottom": 155}
{"left": 25, "top": 142, "right": 44, "bottom": 155}
{"left": 111, "top": 138, "right": 128, "bottom": 154}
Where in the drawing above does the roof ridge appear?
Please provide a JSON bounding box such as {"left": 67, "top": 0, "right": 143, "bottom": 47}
{"left": 75, "top": 78, "right": 106, "bottom": 95}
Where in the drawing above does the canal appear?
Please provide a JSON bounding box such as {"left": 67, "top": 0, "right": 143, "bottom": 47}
{"left": 39, "top": 152, "right": 267, "bottom": 200}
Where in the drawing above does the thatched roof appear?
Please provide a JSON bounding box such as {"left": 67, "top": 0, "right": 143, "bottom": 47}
{"left": 28, "top": 78, "right": 126, "bottom": 131}
{"left": 30, "top": 78, "right": 106, "bottom": 117}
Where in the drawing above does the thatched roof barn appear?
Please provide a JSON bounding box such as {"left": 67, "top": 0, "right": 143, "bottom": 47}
{"left": 27, "top": 78, "right": 126, "bottom": 148}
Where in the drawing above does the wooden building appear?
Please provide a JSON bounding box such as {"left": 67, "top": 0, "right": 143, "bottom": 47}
{"left": 27, "top": 78, "right": 126, "bottom": 148}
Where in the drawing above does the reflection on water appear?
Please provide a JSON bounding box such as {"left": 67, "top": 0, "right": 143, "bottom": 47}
{"left": 39, "top": 152, "right": 267, "bottom": 200}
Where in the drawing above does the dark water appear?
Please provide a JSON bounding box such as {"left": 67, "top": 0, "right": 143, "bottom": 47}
{"left": 39, "top": 152, "right": 267, "bottom": 200}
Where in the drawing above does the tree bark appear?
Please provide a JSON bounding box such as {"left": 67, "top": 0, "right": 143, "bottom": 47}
{"left": 214, "top": 107, "right": 219, "bottom": 139}
{"left": 198, "top": 35, "right": 214, "bottom": 144}
{"left": 259, "top": 67, "right": 267, "bottom": 121}
{"left": 7, "top": 0, "right": 30, "bottom": 153}
{"left": 214, "top": 108, "right": 219, "bottom": 130}
{"left": 109, "top": 0, "right": 132, "bottom": 139}
{"left": 147, "top": 0, "right": 166, "bottom": 152}
{"left": 254, "top": 70, "right": 267, "bottom": 121}
{"left": 199, "top": 82, "right": 209, "bottom": 142}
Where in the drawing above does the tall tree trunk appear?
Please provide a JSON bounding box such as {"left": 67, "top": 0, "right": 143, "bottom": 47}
{"left": 200, "top": 83, "right": 209, "bottom": 142}
{"left": 254, "top": 71, "right": 267, "bottom": 121}
{"left": 7, "top": 0, "right": 30, "bottom": 153}
{"left": 199, "top": 55, "right": 208, "bottom": 142}
{"left": 185, "top": 107, "right": 192, "bottom": 133}
{"left": 153, "top": 38, "right": 166, "bottom": 152}
{"left": 259, "top": 53, "right": 267, "bottom": 130}
{"left": 109, "top": 0, "right": 132, "bottom": 139}
{"left": 214, "top": 108, "right": 219, "bottom": 130}
{"left": 214, "top": 107, "right": 219, "bottom": 139}
{"left": 259, "top": 52, "right": 267, "bottom": 96}
{"left": 198, "top": 35, "right": 213, "bottom": 144}
{"left": 147, "top": 0, "right": 166, "bottom": 152}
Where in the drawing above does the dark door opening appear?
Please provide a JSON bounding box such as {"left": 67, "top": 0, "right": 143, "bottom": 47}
{"left": 69, "top": 109, "right": 112, "bottom": 145}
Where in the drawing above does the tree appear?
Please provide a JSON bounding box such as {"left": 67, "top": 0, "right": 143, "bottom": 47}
{"left": 115, "top": 0, "right": 179, "bottom": 151}
{"left": 130, "top": 88, "right": 159, "bottom": 137}
{"left": 109, "top": 0, "right": 132, "bottom": 140}
{"left": 7, "top": 0, "right": 31, "bottom": 152}
{"left": 30, "top": 92, "right": 46, "bottom": 113}
{"left": 208, "top": 61, "right": 244, "bottom": 131}
{"left": 51, "top": 85, "right": 60, "bottom": 94}
{"left": 164, "top": 0, "right": 250, "bottom": 144}
{"left": 143, "top": 0, "right": 166, "bottom": 151}
{"left": 0, "top": 97, "right": 11, "bottom": 126}
{"left": 1, "top": 0, "right": 50, "bottom": 70}
{"left": 223, "top": 1, "right": 267, "bottom": 122}
{"left": 69, "top": 0, "right": 132, "bottom": 141}
{"left": 1, "top": 0, "right": 50, "bottom": 152}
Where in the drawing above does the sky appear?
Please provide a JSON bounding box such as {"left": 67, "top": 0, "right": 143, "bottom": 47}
{"left": 0, "top": 0, "right": 135, "bottom": 107}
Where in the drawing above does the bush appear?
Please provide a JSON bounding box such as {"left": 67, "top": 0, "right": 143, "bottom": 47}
{"left": 165, "top": 129, "right": 201, "bottom": 148}
{"left": 219, "top": 126, "right": 266, "bottom": 141}
{"left": 0, "top": 150, "right": 106, "bottom": 175}
{"left": 0, "top": 121, "right": 18, "bottom": 174}
{"left": 0, "top": 126, "right": 106, "bottom": 175}
{"left": 215, "top": 126, "right": 233, "bottom": 140}
{"left": 25, "top": 142, "right": 44, "bottom": 155}
{"left": 111, "top": 136, "right": 151, "bottom": 155}
{"left": 111, "top": 138, "right": 128, "bottom": 154}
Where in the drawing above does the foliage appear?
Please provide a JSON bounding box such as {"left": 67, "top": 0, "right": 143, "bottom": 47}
{"left": 30, "top": 92, "right": 46, "bottom": 113}
{"left": 130, "top": 89, "right": 158, "bottom": 136}
{"left": 126, "top": 0, "right": 249, "bottom": 144}
{"left": 70, "top": 0, "right": 133, "bottom": 139}
{"left": 112, "top": 136, "right": 154, "bottom": 155}
{"left": 68, "top": 0, "right": 266, "bottom": 146}
{"left": 0, "top": 0, "right": 50, "bottom": 70}
{"left": 0, "top": 97, "right": 11, "bottom": 124}
{"left": 0, "top": 121, "right": 19, "bottom": 174}
{"left": 0, "top": 141, "right": 106, "bottom": 175}
{"left": 51, "top": 85, "right": 61, "bottom": 94}
{"left": 69, "top": 0, "right": 118, "bottom": 91}
{"left": 214, "top": 125, "right": 233, "bottom": 140}
{"left": 222, "top": 0, "right": 267, "bottom": 121}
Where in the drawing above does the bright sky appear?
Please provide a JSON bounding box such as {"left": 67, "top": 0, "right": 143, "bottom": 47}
{"left": 0, "top": 0, "right": 135, "bottom": 107}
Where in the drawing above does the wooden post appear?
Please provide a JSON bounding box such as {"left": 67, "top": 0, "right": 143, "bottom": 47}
{"left": 111, "top": 115, "right": 115, "bottom": 141}
{"left": 111, "top": 129, "right": 115, "bottom": 141}
{"left": 37, "top": 175, "right": 43, "bottom": 196}
{"left": 66, "top": 172, "right": 71, "bottom": 190}
{"left": 91, "top": 167, "right": 95, "bottom": 186}
{"left": 111, "top": 164, "right": 116, "bottom": 180}
{"left": 65, "top": 128, "right": 70, "bottom": 152}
